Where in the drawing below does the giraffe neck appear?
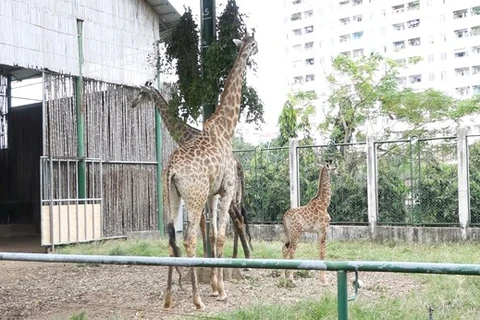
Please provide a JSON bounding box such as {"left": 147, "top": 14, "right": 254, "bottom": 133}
{"left": 204, "top": 48, "right": 249, "bottom": 141}
{"left": 309, "top": 167, "right": 331, "bottom": 209}
{"left": 150, "top": 89, "right": 200, "bottom": 145}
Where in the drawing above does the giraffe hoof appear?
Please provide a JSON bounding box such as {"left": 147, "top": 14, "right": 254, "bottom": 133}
{"left": 195, "top": 302, "right": 206, "bottom": 310}
{"left": 210, "top": 291, "right": 219, "bottom": 297}
{"left": 218, "top": 294, "right": 228, "bottom": 302}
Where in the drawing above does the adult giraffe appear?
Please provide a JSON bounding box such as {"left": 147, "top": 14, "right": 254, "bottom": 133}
{"left": 131, "top": 85, "right": 253, "bottom": 259}
{"left": 162, "top": 32, "right": 258, "bottom": 310}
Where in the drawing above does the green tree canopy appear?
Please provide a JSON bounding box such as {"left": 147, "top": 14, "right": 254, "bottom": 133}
{"left": 153, "top": 1, "right": 264, "bottom": 126}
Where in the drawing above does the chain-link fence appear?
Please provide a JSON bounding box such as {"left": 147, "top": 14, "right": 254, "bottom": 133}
{"left": 468, "top": 135, "right": 480, "bottom": 225}
{"left": 377, "top": 137, "right": 458, "bottom": 226}
{"left": 234, "top": 147, "right": 290, "bottom": 223}
{"left": 297, "top": 143, "right": 368, "bottom": 224}
{"left": 376, "top": 139, "right": 414, "bottom": 224}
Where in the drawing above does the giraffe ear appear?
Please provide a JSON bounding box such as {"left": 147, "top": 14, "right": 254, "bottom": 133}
{"left": 232, "top": 39, "right": 243, "bottom": 48}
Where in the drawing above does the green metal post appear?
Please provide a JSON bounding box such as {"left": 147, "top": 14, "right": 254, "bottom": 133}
{"left": 155, "top": 79, "right": 164, "bottom": 235}
{"left": 337, "top": 270, "right": 348, "bottom": 320}
{"left": 201, "top": 0, "right": 216, "bottom": 258}
{"left": 76, "top": 19, "right": 86, "bottom": 200}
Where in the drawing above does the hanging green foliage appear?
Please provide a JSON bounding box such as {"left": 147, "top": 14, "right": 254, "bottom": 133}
{"left": 154, "top": 1, "right": 264, "bottom": 125}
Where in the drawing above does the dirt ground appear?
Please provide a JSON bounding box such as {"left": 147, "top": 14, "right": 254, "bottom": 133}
{"left": 0, "top": 239, "right": 424, "bottom": 320}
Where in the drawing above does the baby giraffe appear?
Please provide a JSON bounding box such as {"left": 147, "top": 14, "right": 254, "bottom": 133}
{"left": 281, "top": 163, "right": 332, "bottom": 283}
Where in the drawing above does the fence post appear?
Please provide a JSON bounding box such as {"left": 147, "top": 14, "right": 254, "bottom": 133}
{"left": 289, "top": 139, "right": 299, "bottom": 208}
{"left": 366, "top": 136, "right": 378, "bottom": 237}
{"left": 457, "top": 128, "right": 470, "bottom": 240}
{"left": 337, "top": 270, "right": 348, "bottom": 320}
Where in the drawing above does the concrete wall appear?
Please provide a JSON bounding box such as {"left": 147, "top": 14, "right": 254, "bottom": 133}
{"left": 246, "top": 224, "right": 480, "bottom": 243}
{"left": 0, "top": 0, "right": 159, "bottom": 85}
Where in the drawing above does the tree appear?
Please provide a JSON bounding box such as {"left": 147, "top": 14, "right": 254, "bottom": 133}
{"left": 321, "top": 53, "right": 480, "bottom": 145}
{"left": 277, "top": 91, "right": 317, "bottom": 146}
{"left": 153, "top": 2, "right": 264, "bottom": 126}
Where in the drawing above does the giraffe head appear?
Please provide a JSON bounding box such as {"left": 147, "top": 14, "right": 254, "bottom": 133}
{"left": 232, "top": 30, "right": 258, "bottom": 58}
{"left": 130, "top": 82, "right": 155, "bottom": 109}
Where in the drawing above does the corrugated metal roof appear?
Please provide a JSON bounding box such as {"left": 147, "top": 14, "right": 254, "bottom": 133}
{"left": 145, "top": 0, "right": 182, "bottom": 41}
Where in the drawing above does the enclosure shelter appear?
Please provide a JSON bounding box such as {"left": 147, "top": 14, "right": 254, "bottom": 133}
{"left": 0, "top": 0, "right": 180, "bottom": 247}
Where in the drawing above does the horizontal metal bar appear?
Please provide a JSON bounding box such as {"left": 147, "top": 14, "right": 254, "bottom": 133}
{"left": 1, "top": 253, "right": 480, "bottom": 276}
{"left": 103, "top": 160, "right": 158, "bottom": 165}
{"left": 374, "top": 139, "right": 412, "bottom": 144}
{"left": 418, "top": 136, "right": 456, "bottom": 142}
{"left": 41, "top": 156, "right": 102, "bottom": 162}
{"left": 41, "top": 198, "right": 102, "bottom": 203}
{"left": 297, "top": 142, "right": 367, "bottom": 149}
{"left": 42, "top": 236, "right": 127, "bottom": 247}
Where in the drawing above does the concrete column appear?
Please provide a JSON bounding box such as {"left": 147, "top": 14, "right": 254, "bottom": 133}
{"left": 366, "top": 136, "right": 378, "bottom": 236}
{"left": 289, "top": 139, "right": 299, "bottom": 208}
{"left": 457, "top": 128, "right": 470, "bottom": 239}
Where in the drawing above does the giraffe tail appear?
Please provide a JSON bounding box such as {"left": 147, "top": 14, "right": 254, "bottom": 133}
{"left": 167, "top": 222, "right": 182, "bottom": 257}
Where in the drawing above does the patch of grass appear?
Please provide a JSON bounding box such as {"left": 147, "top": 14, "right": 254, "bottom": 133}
{"left": 70, "top": 311, "right": 87, "bottom": 320}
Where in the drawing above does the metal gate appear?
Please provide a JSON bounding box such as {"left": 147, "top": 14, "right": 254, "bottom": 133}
{"left": 40, "top": 156, "right": 103, "bottom": 247}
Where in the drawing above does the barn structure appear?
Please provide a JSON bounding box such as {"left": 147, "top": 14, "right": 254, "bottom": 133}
{"left": 0, "top": 0, "right": 180, "bottom": 248}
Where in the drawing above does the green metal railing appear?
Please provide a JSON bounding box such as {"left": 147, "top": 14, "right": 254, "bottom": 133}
{"left": 1, "top": 252, "right": 480, "bottom": 319}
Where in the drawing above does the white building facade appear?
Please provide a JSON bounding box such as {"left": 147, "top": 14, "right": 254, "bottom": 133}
{"left": 283, "top": 0, "right": 480, "bottom": 109}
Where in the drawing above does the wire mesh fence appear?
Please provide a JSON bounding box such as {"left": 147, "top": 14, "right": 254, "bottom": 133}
{"left": 234, "top": 147, "right": 290, "bottom": 223}
{"left": 468, "top": 135, "right": 480, "bottom": 225}
{"left": 297, "top": 143, "right": 368, "bottom": 224}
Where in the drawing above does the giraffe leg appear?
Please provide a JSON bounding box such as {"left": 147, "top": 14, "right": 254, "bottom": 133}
{"left": 207, "top": 195, "right": 220, "bottom": 297}
{"left": 232, "top": 226, "right": 239, "bottom": 258}
{"left": 200, "top": 209, "right": 208, "bottom": 257}
{"left": 318, "top": 218, "right": 330, "bottom": 285}
{"left": 216, "top": 190, "right": 234, "bottom": 301}
{"left": 287, "top": 240, "right": 298, "bottom": 282}
{"left": 184, "top": 211, "right": 205, "bottom": 310}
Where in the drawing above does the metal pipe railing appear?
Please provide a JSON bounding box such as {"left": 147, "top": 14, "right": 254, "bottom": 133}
{"left": 2, "top": 253, "right": 480, "bottom": 319}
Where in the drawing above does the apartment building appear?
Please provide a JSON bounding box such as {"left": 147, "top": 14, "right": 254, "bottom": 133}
{"left": 284, "top": 0, "right": 480, "bottom": 107}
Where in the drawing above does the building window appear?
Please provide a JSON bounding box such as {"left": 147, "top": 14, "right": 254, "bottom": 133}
{"left": 353, "top": 15, "right": 363, "bottom": 22}
{"left": 294, "top": 76, "right": 303, "bottom": 84}
{"left": 293, "top": 29, "right": 302, "bottom": 36}
{"left": 441, "top": 52, "right": 447, "bottom": 60}
{"left": 305, "top": 74, "right": 315, "bottom": 82}
{"left": 472, "top": 26, "right": 480, "bottom": 36}
{"left": 428, "top": 54, "right": 434, "bottom": 63}
{"left": 473, "top": 46, "right": 480, "bottom": 55}
{"left": 393, "top": 40, "right": 406, "bottom": 51}
{"left": 456, "top": 87, "right": 470, "bottom": 97}
{"left": 304, "top": 25, "right": 314, "bottom": 33}
{"left": 393, "top": 23, "right": 405, "bottom": 31}
{"left": 353, "top": 49, "right": 364, "bottom": 57}
{"left": 455, "top": 67, "right": 470, "bottom": 77}
{"left": 429, "top": 73, "right": 435, "bottom": 81}
{"left": 304, "top": 10, "right": 314, "bottom": 18}
{"left": 407, "top": 19, "right": 420, "bottom": 28}
{"left": 341, "top": 51, "right": 351, "bottom": 57}
{"left": 352, "top": 31, "right": 364, "bottom": 40}
{"left": 408, "top": 37, "right": 421, "bottom": 46}
{"left": 473, "top": 85, "right": 480, "bottom": 95}
{"left": 409, "top": 74, "right": 422, "bottom": 83}
{"left": 395, "top": 59, "right": 407, "bottom": 68}
{"left": 408, "top": 1, "right": 420, "bottom": 11}
{"left": 305, "top": 58, "right": 315, "bottom": 65}
{"left": 408, "top": 56, "right": 422, "bottom": 64}
{"left": 454, "top": 29, "right": 468, "bottom": 38}
{"left": 293, "top": 44, "right": 302, "bottom": 51}
{"left": 319, "top": 7, "right": 324, "bottom": 15}
{"left": 453, "top": 9, "right": 468, "bottom": 19}
{"left": 441, "top": 71, "right": 448, "bottom": 80}
{"left": 339, "top": 0, "right": 350, "bottom": 6}
{"left": 292, "top": 60, "right": 302, "bottom": 68}
{"left": 473, "top": 65, "right": 480, "bottom": 75}
{"left": 473, "top": 6, "right": 480, "bottom": 16}
{"left": 353, "top": 0, "right": 363, "bottom": 6}
{"left": 340, "top": 17, "right": 351, "bottom": 25}
{"left": 292, "top": 0, "right": 301, "bottom": 4}
{"left": 392, "top": 4, "right": 404, "bottom": 14}
{"left": 397, "top": 77, "right": 407, "bottom": 86}
{"left": 454, "top": 51, "right": 467, "bottom": 58}
{"left": 291, "top": 13, "right": 302, "bottom": 21}
{"left": 304, "top": 42, "right": 314, "bottom": 50}
{"left": 340, "top": 34, "right": 351, "bottom": 42}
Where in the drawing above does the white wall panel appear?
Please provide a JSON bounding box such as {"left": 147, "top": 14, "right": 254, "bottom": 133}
{"left": 0, "top": 0, "right": 160, "bottom": 85}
